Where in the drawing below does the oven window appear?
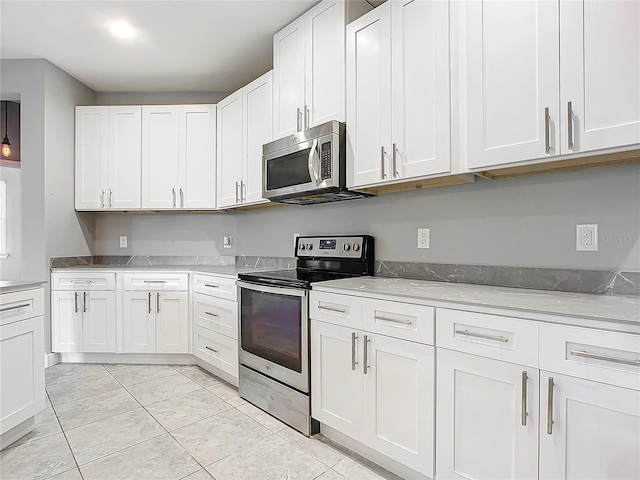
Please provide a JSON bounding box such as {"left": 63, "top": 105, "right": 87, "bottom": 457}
{"left": 266, "top": 149, "right": 312, "bottom": 190}
{"left": 241, "top": 289, "right": 302, "bottom": 373}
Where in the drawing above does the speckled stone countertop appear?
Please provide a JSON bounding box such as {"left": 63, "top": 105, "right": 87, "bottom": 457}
{"left": 50, "top": 265, "right": 280, "bottom": 278}
{"left": 0, "top": 280, "right": 47, "bottom": 294}
{"left": 312, "top": 277, "right": 640, "bottom": 325}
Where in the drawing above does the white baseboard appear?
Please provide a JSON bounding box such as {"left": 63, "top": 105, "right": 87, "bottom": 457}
{"left": 44, "top": 353, "right": 61, "bottom": 368}
{"left": 1, "top": 417, "right": 35, "bottom": 451}
{"left": 59, "top": 352, "right": 196, "bottom": 365}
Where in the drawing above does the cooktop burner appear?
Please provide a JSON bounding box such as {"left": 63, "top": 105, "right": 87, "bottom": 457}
{"left": 237, "top": 268, "right": 361, "bottom": 289}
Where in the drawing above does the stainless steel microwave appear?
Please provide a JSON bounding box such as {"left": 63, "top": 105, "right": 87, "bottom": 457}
{"left": 262, "top": 121, "right": 371, "bottom": 205}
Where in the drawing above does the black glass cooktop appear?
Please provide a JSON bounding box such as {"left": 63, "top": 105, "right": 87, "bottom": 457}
{"left": 238, "top": 268, "right": 360, "bottom": 289}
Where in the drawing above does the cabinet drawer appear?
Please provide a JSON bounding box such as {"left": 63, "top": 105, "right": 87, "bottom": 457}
{"left": 309, "top": 291, "right": 362, "bottom": 329}
{"left": 123, "top": 273, "right": 188, "bottom": 291}
{"left": 540, "top": 323, "right": 640, "bottom": 391}
{"left": 52, "top": 272, "right": 115, "bottom": 291}
{"left": 0, "top": 289, "right": 45, "bottom": 326}
{"left": 193, "top": 326, "right": 238, "bottom": 379}
{"left": 436, "top": 309, "right": 539, "bottom": 368}
{"left": 193, "top": 293, "right": 238, "bottom": 340}
{"left": 362, "top": 298, "right": 434, "bottom": 345}
{"left": 193, "top": 274, "right": 237, "bottom": 301}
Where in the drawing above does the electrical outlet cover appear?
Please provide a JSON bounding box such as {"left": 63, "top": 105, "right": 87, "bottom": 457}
{"left": 576, "top": 224, "right": 598, "bottom": 251}
{"left": 417, "top": 228, "right": 430, "bottom": 249}
{"left": 119, "top": 236, "right": 127, "bottom": 248}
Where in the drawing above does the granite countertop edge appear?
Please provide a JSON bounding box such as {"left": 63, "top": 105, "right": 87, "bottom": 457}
{"left": 50, "top": 265, "right": 280, "bottom": 278}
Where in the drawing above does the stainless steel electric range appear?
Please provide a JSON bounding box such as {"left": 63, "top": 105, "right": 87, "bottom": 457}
{"left": 237, "top": 234, "right": 374, "bottom": 436}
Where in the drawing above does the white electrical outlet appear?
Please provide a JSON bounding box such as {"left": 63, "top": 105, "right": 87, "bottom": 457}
{"left": 223, "top": 236, "right": 232, "bottom": 248}
{"left": 119, "top": 236, "right": 127, "bottom": 248}
{"left": 417, "top": 228, "right": 430, "bottom": 249}
{"left": 576, "top": 224, "right": 598, "bottom": 251}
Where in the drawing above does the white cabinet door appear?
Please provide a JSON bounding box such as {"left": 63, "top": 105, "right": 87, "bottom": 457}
{"left": 156, "top": 291, "right": 189, "bottom": 354}
{"left": 436, "top": 349, "right": 539, "bottom": 480}
{"left": 305, "top": 0, "right": 345, "bottom": 127}
{"left": 243, "top": 71, "right": 272, "bottom": 205}
{"left": 363, "top": 334, "right": 435, "bottom": 478}
{"left": 0, "top": 316, "right": 45, "bottom": 434}
{"left": 75, "top": 106, "right": 108, "bottom": 210}
{"left": 540, "top": 372, "right": 640, "bottom": 480}
{"left": 391, "top": 0, "right": 450, "bottom": 179}
{"left": 51, "top": 291, "right": 82, "bottom": 353}
{"left": 82, "top": 291, "right": 116, "bottom": 353}
{"left": 311, "top": 320, "right": 363, "bottom": 438}
{"left": 107, "top": 107, "right": 141, "bottom": 209}
{"left": 465, "top": 0, "right": 559, "bottom": 168}
{"left": 123, "top": 291, "right": 155, "bottom": 353}
{"left": 346, "top": 4, "right": 392, "bottom": 187}
{"left": 560, "top": 0, "right": 640, "bottom": 154}
{"left": 217, "top": 91, "right": 244, "bottom": 208}
{"left": 273, "top": 16, "right": 306, "bottom": 138}
{"left": 142, "top": 106, "right": 180, "bottom": 209}
{"left": 181, "top": 105, "right": 216, "bottom": 209}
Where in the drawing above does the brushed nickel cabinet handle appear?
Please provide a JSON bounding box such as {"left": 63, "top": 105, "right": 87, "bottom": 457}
{"left": 318, "top": 305, "right": 346, "bottom": 313}
{"left": 374, "top": 314, "right": 412, "bottom": 325}
{"left": 570, "top": 349, "right": 640, "bottom": 367}
{"left": 392, "top": 143, "right": 398, "bottom": 177}
{"left": 1, "top": 303, "right": 30, "bottom": 313}
{"left": 108, "top": 188, "right": 113, "bottom": 208}
{"left": 74, "top": 292, "right": 79, "bottom": 313}
{"left": 235, "top": 182, "right": 240, "bottom": 203}
{"left": 204, "top": 284, "right": 220, "bottom": 289}
{"left": 567, "top": 101, "right": 574, "bottom": 150}
{"left": 156, "top": 292, "right": 160, "bottom": 314}
{"left": 380, "top": 146, "right": 386, "bottom": 179}
{"left": 172, "top": 188, "right": 176, "bottom": 208}
{"left": 544, "top": 107, "right": 551, "bottom": 154}
{"left": 179, "top": 188, "right": 184, "bottom": 208}
{"left": 241, "top": 182, "right": 246, "bottom": 202}
{"left": 547, "top": 377, "right": 554, "bottom": 435}
{"left": 297, "top": 107, "right": 302, "bottom": 132}
{"left": 205, "top": 346, "right": 219, "bottom": 353}
{"left": 204, "top": 311, "right": 219, "bottom": 317}
{"left": 351, "top": 332, "right": 358, "bottom": 371}
{"left": 521, "top": 370, "right": 528, "bottom": 426}
{"left": 148, "top": 292, "right": 152, "bottom": 314}
{"left": 454, "top": 329, "right": 509, "bottom": 343}
{"left": 304, "top": 105, "right": 310, "bottom": 130}
{"left": 100, "top": 189, "right": 105, "bottom": 208}
{"left": 363, "top": 335, "right": 370, "bottom": 374}
{"left": 83, "top": 292, "right": 88, "bottom": 313}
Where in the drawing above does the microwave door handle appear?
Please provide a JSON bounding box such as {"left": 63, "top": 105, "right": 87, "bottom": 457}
{"left": 307, "top": 138, "right": 319, "bottom": 185}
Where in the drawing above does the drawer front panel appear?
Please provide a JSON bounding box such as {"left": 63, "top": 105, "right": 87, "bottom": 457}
{"left": 123, "top": 273, "right": 188, "bottom": 291}
{"left": 193, "top": 274, "right": 237, "bottom": 301}
{"left": 309, "top": 292, "right": 362, "bottom": 330}
{"left": 52, "top": 272, "right": 115, "bottom": 291}
{"left": 193, "top": 293, "right": 238, "bottom": 340}
{"left": 0, "top": 289, "right": 45, "bottom": 326}
{"left": 193, "top": 326, "right": 238, "bottom": 379}
{"left": 362, "top": 298, "right": 435, "bottom": 345}
{"left": 436, "top": 308, "right": 539, "bottom": 368}
{"left": 540, "top": 323, "right": 640, "bottom": 391}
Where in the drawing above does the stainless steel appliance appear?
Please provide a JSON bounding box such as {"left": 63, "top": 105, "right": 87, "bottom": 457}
{"left": 262, "top": 121, "right": 372, "bottom": 205}
{"left": 237, "top": 234, "right": 375, "bottom": 435}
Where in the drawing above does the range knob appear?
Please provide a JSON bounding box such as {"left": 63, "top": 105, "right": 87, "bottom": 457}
{"left": 306, "top": 243, "right": 313, "bottom": 250}
{"left": 343, "top": 243, "right": 351, "bottom": 251}
{"left": 299, "top": 244, "right": 306, "bottom": 250}
{"left": 352, "top": 243, "right": 361, "bottom": 252}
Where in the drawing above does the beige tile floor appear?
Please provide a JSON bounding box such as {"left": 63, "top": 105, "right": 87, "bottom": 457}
{"left": 1, "top": 364, "right": 396, "bottom": 480}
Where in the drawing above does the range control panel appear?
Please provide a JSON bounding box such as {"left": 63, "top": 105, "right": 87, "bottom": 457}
{"left": 296, "top": 236, "right": 367, "bottom": 259}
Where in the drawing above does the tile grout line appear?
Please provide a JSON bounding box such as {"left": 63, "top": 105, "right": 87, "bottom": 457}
{"left": 46, "top": 390, "right": 85, "bottom": 480}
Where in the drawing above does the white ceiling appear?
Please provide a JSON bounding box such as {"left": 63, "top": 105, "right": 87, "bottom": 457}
{"left": 0, "top": 0, "right": 322, "bottom": 94}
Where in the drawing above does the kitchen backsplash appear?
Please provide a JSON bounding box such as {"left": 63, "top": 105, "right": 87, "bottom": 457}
{"left": 50, "top": 255, "right": 639, "bottom": 295}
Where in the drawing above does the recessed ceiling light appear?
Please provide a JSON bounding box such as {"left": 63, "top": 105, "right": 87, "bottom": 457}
{"left": 109, "top": 21, "right": 135, "bottom": 39}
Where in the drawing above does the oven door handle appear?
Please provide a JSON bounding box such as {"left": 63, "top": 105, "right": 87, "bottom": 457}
{"left": 307, "top": 139, "right": 319, "bottom": 186}
{"left": 237, "top": 280, "right": 308, "bottom": 298}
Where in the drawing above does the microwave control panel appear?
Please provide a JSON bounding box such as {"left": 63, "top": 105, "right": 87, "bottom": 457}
{"left": 297, "top": 236, "right": 365, "bottom": 259}
{"left": 320, "top": 142, "right": 332, "bottom": 180}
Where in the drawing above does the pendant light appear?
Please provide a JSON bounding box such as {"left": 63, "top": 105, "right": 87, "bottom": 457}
{"left": 1, "top": 102, "right": 11, "bottom": 158}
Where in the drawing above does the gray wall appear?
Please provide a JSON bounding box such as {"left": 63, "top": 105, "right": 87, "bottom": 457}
{"left": 95, "top": 163, "right": 640, "bottom": 271}
{"left": 0, "top": 165, "right": 21, "bottom": 279}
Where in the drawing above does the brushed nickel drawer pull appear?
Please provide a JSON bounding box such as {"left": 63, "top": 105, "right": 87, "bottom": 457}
{"left": 521, "top": 370, "right": 528, "bottom": 426}
{"left": 351, "top": 332, "right": 358, "bottom": 371}
{"left": 570, "top": 350, "right": 640, "bottom": 367}
{"left": 143, "top": 280, "right": 167, "bottom": 283}
{"left": 454, "top": 329, "right": 509, "bottom": 343}
{"left": 204, "top": 311, "right": 219, "bottom": 317}
{"left": 1, "top": 303, "right": 31, "bottom": 313}
{"left": 547, "top": 377, "right": 554, "bottom": 435}
{"left": 374, "top": 314, "right": 412, "bottom": 325}
{"left": 318, "top": 305, "right": 347, "bottom": 313}
{"left": 204, "top": 284, "right": 220, "bottom": 288}
{"left": 205, "top": 346, "right": 219, "bottom": 353}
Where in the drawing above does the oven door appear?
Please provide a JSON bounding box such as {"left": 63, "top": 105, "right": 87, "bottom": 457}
{"left": 263, "top": 132, "right": 338, "bottom": 200}
{"left": 237, "top": 281, "right": 309, "bottom": 393}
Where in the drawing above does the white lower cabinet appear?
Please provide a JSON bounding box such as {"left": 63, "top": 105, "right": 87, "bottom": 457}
{"left": 311, "top": 317, "right": 434, "bottom": 477}
{"left": 539, "top": 372, "right": 640, "bottom": 480}
{"left": 193, "top": 325, "right": 238, "bottom": 379}
{"left": 436, "top": 348, "right": 539, "bottom": 480}
{"left": 122, "top": 290, "right": 188, "bottom": 354}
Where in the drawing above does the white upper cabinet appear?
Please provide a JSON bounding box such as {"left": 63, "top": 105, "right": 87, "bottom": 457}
{"left": 273, "top": 0, "right": 352, "bottom": 138}
{"left": 559, "top": 0, "right": 640, "bottom": 154}
{"left": 460, "top": 0, "right": 639, "bottom": 170}
{"left": 142, "top": 105, "right": 216, "bottom": 210}
{"left": 463, "top": 0, "right": 560, "bottom": 169}
{"left": 75, "top": 106, "right": 141, "bottom": 211}
{"left": 347, "top": 0, "right": 451, "bottom": 189}
{"left": 217, "top": 71, "right": 272, "bottom": 209}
